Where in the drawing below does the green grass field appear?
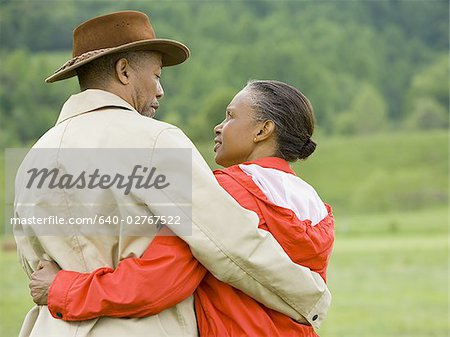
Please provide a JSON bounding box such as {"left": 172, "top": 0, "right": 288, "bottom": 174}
{"left": 320, "top": 208, "right": 448, "bottom": 337}
{"left": 1, "top": 130, "right": 448, "bottom": 336}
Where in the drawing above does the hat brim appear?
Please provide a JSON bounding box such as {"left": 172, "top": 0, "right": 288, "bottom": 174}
{"left": 45, "top": 39, "right": 190, "bottom": 83}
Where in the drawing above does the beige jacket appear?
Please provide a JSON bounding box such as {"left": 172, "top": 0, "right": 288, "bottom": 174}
{"left": 14, "top": 89, "right": 331, "bottom": 337}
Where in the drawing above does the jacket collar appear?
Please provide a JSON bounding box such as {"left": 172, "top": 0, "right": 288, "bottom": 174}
{"left": 239, "top": 157, "right": 296, "bottom": 175}
{"left": 56, "top": 89, "right": 137, "bottom": 125}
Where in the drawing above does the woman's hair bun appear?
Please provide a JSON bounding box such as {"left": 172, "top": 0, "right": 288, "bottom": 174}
{"left": 298, "top": 138, "right": 317, "bottom": 160}
{"left": 245, "top": 80, "right": 317, "bottom": 162}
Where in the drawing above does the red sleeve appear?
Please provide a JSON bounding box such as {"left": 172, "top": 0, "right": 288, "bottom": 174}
{"left": 48, "top": 228, "right": 207, "bottom": 321}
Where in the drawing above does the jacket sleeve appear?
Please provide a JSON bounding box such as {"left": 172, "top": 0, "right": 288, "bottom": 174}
{"left": 144, "top": 127, "right": 331, "bottom": 329}
{"left": 48, "top": 228, "right": 207, "bottom": 321}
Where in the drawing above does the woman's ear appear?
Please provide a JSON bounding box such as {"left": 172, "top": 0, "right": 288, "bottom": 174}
{"left": 115, "top": 58, "right": 131, "bottom": 85}
{"left": 255, "top": 120, "right": 275, "bottom": 142}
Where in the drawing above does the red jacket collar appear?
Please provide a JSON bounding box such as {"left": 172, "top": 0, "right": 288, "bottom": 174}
{"left": 238, "top": 157, "right": 296, "bottom": 175}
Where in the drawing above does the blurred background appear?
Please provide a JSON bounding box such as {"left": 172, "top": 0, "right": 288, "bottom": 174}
{"left": 0, "top": 0, "right": 448, "bottom": 336}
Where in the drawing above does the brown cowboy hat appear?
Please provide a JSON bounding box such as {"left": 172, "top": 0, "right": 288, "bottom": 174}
{"left": 46, "top": 11, "right": 190, "bottom": 83}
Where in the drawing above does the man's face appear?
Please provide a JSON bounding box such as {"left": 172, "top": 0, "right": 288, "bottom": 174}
{"left": 129, "top": 52, "right": 164, "bottom": 118}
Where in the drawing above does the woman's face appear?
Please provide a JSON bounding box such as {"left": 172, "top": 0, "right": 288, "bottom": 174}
{"left": 213, "top": 88, "right": 262, "bottom": 167}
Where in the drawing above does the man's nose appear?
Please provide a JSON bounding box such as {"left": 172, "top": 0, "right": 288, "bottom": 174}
{"left": 156, "top": 82, "right": 164, "bottom": 99}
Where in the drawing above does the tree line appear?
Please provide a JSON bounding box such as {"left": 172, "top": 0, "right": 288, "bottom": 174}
{"left": 0, "top": 0, "right": 448, "bottom": 147}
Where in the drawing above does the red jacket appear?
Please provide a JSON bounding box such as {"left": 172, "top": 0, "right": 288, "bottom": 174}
{"left": 49, "top": 157, "right": 334, "bottom": 337}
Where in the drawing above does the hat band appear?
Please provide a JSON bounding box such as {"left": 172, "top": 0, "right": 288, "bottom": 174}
{"left": 53, "top": 47, "right": 114, "bottom": 74}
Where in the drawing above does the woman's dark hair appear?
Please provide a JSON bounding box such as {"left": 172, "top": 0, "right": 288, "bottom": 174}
{"left": 246, "top": 80, "right": 317, "bottom": 161}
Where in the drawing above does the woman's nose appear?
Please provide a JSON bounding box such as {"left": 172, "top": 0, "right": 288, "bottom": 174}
{"left": 214, "top": 122, "right": 223, "bottom": 135}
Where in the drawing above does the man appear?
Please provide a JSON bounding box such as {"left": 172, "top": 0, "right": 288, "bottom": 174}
{"left": 14, "top": 11, "right": 330, "bottom": 337}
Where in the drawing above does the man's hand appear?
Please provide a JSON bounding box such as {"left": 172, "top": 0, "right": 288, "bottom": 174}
{"left": 29, "top": 260, "right": 61, "bottom": 305}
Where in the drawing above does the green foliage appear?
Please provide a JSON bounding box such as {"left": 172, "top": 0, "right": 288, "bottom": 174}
{"left": 404, "top": 98, "right": 448, "bottom": 130}
{"left": 0, "top": 50, "right": 79, "bottom": 147}
{"left": 187, "top": 87, "right": 237, "bottom": 142}
{"left": 335, "top": 84, "right": 389, "bottom": 135}
{"left": 0, "top": 1, "right": 448, "bottom": 147}
{"left": 407, "top": 55, "right": 449, "bottom": 109}
{"left": 404, "top": 55, "right": 449, "bottom": 130}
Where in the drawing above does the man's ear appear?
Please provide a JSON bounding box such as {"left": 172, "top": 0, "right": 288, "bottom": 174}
{"left": 115, "top": 58, "right": 131, "bottom": 85}
{"left": 255, "top": 120, "right": 276, "bottom": 142}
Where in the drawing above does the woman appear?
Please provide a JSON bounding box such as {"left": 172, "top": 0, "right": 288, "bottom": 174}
{"left": 31, "top": 80, "right": 334, "bottom": 336}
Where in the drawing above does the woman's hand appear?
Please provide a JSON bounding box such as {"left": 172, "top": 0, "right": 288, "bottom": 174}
{"left": 29, "top": 260, "right": 61, "bottom": 305}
